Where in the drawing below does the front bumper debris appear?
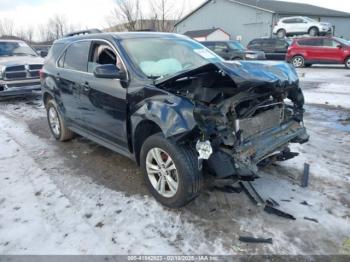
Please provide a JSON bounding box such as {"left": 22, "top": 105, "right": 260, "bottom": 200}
{"left": 207, "top": 120, "right": 309, "bottom": 178}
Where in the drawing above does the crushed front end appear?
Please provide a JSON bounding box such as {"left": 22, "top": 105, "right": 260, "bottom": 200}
{"left": 157, "top": 61, "right": 309, "bottom": 179}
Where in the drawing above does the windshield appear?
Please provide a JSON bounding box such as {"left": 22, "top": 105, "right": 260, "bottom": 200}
{"left": 334, "top": 37, "right": 350, "bottom": 46}
{"left": 121, "top": 37, "right": 222, "bottom": 78}
{"left": 0, "top": 41, "right": 38, "bottom": 57}
{"left": 227, "top": 41, "right": 245, "bottom": 50}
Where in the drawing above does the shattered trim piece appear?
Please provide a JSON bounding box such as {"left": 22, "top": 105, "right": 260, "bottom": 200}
{"left": 239, "top": 236, "right": 273, "bottom": 244}
{"left": 264, "top": 205, "right": 296, "bottom": 220}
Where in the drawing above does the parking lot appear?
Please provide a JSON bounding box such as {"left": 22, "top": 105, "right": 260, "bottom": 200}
{"left": 0, "top": 66, "right": 349, "bottom": 255}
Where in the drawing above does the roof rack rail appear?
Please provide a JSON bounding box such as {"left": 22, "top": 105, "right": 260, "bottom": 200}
{"left": 63, "top": 29, "right": 102, "bottom": 38}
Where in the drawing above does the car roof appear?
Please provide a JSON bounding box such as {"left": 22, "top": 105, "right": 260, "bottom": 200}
{"left": 201, "top": 40, "right": 238, "bottom": 43}
{"left": 54, "top": 32, "right": 189, "bottom": 45}
{"left": 249, "top": 37, "right": 288, "bottom": 41}
{"left": 293, "top": 36, "right": 333, "bottom": 41}
{"left": 280, "top": 16, "right": 305, "bottom": 20}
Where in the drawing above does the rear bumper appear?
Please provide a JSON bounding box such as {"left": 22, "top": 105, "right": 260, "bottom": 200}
{"left": 0, "top": 80, "right": 41, "bottom": 97}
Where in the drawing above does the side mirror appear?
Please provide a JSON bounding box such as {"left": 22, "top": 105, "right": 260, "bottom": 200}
{"left": 93, "top": 64, "right": 126, "bottom": 80}
{"left": 39, "top": 50, "right": 48, "bottom": 58}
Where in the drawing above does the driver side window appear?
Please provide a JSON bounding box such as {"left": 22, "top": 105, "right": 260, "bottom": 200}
{"left": 88, "top": 42, "right": 125, "bottom": 73}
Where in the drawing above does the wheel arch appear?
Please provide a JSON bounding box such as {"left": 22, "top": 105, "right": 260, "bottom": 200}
{"left": 133, "top": 120, "right": 162, "bottom": 165}
{"left": 344, "top": 55, "right": 350, "bottom": 63}
{"left": 308, "top": 26, "right": 319, "bottom": 34}
{"left": 43, "top": 92, "right": 54, "bottom": 108}
{"left": 131, "top": 97, "right": 197, "bottom": 165}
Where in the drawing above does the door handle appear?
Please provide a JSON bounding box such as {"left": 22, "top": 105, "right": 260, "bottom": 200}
{"left": 81, "top": 82, "right": 91, "bottom": 91}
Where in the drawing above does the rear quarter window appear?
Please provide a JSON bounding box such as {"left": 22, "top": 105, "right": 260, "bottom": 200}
{"left": 45, "top": 43, "right": 65, "bottom": 65}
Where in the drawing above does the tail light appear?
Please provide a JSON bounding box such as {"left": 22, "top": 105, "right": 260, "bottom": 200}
{"left": 39, "top": 69, "right": 44, "bottom": 80}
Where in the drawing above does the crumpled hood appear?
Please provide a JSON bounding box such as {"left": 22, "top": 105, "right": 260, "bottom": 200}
{"left": 218, "top": 60, "right": 299, "bottom": 89}
{"left": 155, "top": 60, "right": 299, "bottom": 91}
{"left": 0, "top": 56, "right": 44, "bottom": 69}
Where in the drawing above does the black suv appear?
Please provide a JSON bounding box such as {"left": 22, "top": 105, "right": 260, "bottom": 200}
{"left": 247, "top": 38, "right": 291, "bottom": 60}
{"left": 201, "top": 40, "right": 265, "bottom": 60}
{"left": 41, "top": 32, "right": 308, "bottom": 208}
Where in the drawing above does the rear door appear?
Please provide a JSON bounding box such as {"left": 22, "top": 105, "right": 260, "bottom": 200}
{"left": 261, "top": 39, "right": 280, "bottom": 60}
{"left": 79, "top": 40, "right": 129, "bottom": 148}
{"left": 274, "top": 39, "right": 289, "bottom": 60}
{"left": 56, "top": 41, "right": 91, "bottom": 126}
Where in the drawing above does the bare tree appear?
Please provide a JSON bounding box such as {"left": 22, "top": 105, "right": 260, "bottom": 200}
{"left": 25, "top": 26, "right": 34, "bottom": 44}
{"left": 0, "top": 18, "right": 15, "bottom": 36}
{"left": 109, "top": 0, "right": 142, "bottom": 31}
{"left": 48, "top": 15, "right": 68, "bottom": 39}
{"left": 37, "top": 15, "right": 81, "bottom": 42}
{"left": 150, "top": 0, "right": 184, "bottom": 32}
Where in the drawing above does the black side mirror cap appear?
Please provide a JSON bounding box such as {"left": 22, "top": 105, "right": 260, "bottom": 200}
{"left": 93, "top": 64, "right": 126, "bottom": 80}
{"left": 39, "top": 50, "right": 48, "bottom": 58}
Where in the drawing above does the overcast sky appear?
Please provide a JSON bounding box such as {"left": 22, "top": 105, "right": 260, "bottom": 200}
{"left": 0, "top": 0, "right": 350, "bottom": 40}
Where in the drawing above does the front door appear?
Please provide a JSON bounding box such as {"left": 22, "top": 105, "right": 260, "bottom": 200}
{"left": 79, "top": 41, "right": 129, "bottom": 148}
{"left": 321, "top": 38, "right": 344, "bottom": 63}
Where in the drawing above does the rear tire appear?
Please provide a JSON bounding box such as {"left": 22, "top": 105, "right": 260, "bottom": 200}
{"left": 291, "top": 55, "right": 305, "bottom": 68}
{"left": 345, "top": 57, "right": 350, "bottom": 69}
{"left": 46, "top": 100, "right": 74, "bottom": 142}
{"left": 140, "top": 133, "right": 202, "bottom": 208}
{"left": 309, "top": 27, "right": 319, "bottom": 36}
{"left": 277, "top": 29, "right": 286, "bottom": 38}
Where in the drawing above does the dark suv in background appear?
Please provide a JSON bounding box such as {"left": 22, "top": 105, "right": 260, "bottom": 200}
{"left": 247, "top": 38, "right": 291, "bottom": 60}
{"left": 41, "top": 32, "right": 308, "bottom": 208}
{"left": 201, "top": 40, "right": 265, "bottom": 60}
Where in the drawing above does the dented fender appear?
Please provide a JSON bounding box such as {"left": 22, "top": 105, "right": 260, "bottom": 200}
{"left": 130, "top": 92, "right": 197, "bottom": 139}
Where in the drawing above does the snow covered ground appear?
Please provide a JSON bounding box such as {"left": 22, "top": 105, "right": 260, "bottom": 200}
{"left": 0, "top": 66, "right": 349, "bottom": 255}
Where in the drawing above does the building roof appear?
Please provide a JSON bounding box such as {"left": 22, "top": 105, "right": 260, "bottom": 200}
{"left": 237, "top": 0, "right": 350, "bottom": 17}
{"left": 176, "top": 0, "right": 350, "bottom": 26}
{"left": 184, "top": 28, "right": 226, "bottom": 38}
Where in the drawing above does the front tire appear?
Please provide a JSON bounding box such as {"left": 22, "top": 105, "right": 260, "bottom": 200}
{"left": 277, "top": 29, "right": 286, "bottom": 38}
{"left": 46, "top": 100, "right": 74, "bottom": 142}
{"left": 291, "top": 55, "right": 305, "bottom": 68}
{"left": 345, "top": 57, "right": 350, "bottom": 69}
{"left": 309, "top": 27, "right": 319, "bottom": 36}
{"left": 140, "top": 133, "right": 202, "bottom": 208}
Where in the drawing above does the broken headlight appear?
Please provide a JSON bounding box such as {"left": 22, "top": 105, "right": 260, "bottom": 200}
{"left": 196, "top": 140, "right": 213, "bottom": 160}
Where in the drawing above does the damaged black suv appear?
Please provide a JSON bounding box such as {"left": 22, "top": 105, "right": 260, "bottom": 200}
{"left": 41, "top": 32, "right": 309, "bottom": 208}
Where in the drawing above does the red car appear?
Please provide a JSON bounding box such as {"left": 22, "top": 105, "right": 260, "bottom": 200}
{"left": 286, "top": 37, "right": 350, "bottom": 68}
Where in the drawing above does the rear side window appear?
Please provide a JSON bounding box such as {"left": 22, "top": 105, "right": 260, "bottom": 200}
{"left": 283, "top": 18, "right": 297, "bottom": 24}
{"left": 275, "top": 40, "right": 289, "bottom": 49}
{"left": 297, "top": 39, "right": 322, "bottom": 46}
{"left": 63, "top": 41, "right": 91, "bottom": 72}
{"left": 248, "top": 39, "right": 262, "bottom": 49}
